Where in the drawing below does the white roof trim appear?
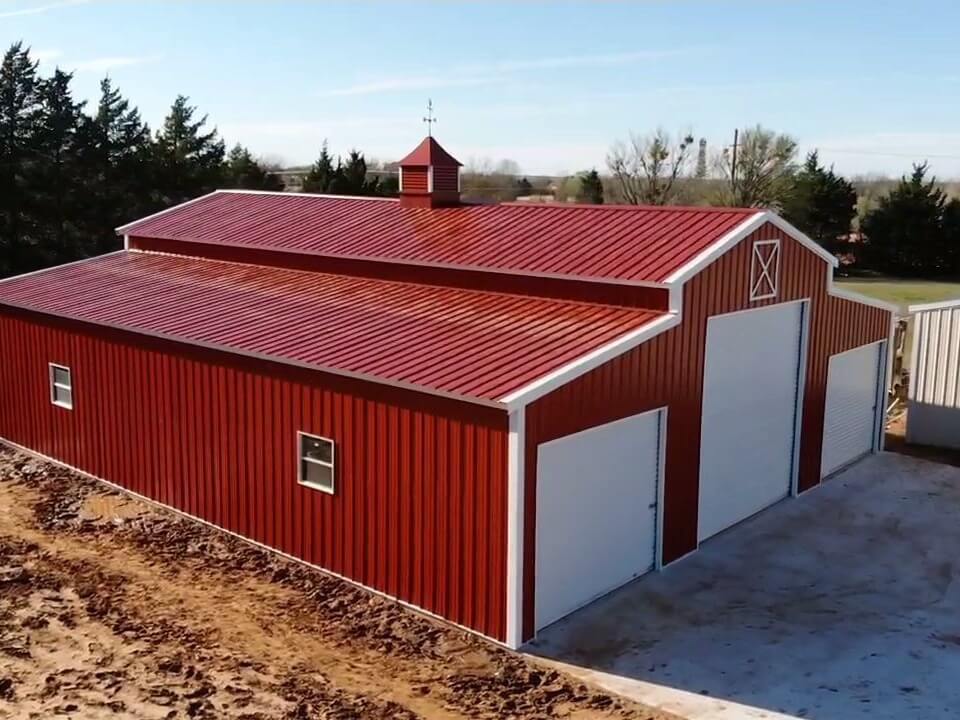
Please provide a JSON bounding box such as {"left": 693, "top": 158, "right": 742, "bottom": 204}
{"left": 829, "top": 282, "right": 901, "bottom": 313}
{"left": 908, "top": 298, "right": 960, "bottom": 313}
{"left": 115, "top": 191, "right": 220, "bottom": 233}
{"left": 501, "top": 312, "right": 680, "bottom": 410}
{"left": 664, "top": 210, "right": 838, "bottom": 286}
{"left": 0, "top": 251, "right": 127, "bottom": 286}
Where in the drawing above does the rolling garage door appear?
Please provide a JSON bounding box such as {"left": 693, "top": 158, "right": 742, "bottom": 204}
{"left": 699, "top": 302, "right": 806, "bottom": 542}
{"left": 821, "top": 342, "right": 884, "bottom": 477}
{"left": 535, "top": 408, "right": 663, "bottom": 631}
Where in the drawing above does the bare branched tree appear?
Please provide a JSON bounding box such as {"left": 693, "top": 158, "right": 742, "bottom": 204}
{"left": 606, "top": 129, "right": 695, "bottom": 205}
{"left": 716, "top": 125, "right": 798, "bottom": 209}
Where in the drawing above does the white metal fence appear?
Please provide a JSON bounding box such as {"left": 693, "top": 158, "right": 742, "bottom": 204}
{"left": 909, "top": 300, "right": 960, "bottom": 449}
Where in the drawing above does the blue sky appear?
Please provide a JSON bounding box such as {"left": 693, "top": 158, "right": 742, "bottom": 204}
{"left": 4, "top": 0, "right": 960, "bottom": 177}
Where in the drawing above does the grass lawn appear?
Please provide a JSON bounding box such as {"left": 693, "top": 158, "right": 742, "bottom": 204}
{"left": 835, "top": 278, "right": 960, "bottom": 312}
{"left": 835, "top": 277, "right": 960, "bottom": 371}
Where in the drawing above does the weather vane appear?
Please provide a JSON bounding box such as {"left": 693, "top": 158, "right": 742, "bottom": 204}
{"left": 422, "top": 99, "right": 437, "bottom": 137}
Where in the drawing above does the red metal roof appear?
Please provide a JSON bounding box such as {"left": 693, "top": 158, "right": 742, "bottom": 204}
{"left": 119, "top": 191, "right": 758, "bottom": 284}
{"left": 398, "top": 136, "right": 462, "bottom": 166}
{"left": 0, "top": 252, "right": 665, "bottom": 405}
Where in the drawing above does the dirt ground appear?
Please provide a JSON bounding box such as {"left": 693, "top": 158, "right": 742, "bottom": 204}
{"left": 0, "top": 447, "right": 678, "bottom": 720}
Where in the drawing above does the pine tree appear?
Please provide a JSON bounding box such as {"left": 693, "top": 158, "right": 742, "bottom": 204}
{"left": 152, "top": 95, "right": 225, "bottom": 206}
{"left": 302, "top": 141, "right": 337, "bottom": 194}
{"left": 30, "top": 68, "right": 89, "bottom": 264}
{"left": 0, "top": 42, "right": 42, "bottom": 275}
{"left": 86, "top": 77, "right": 153, "bottom": 253}
{"left": 577, "top": 169, "right": 604, "bottom": 204}
{"left": 861, "top": 163, "right": 956, "bottom": 276}
{"left": 781, "top": 151, "right": 857, "bottom": 253}
{"left": 224, "top": 143, "right": 283, "bottom": 191}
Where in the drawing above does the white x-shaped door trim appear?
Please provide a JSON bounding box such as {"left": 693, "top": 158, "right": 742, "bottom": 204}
{"left": 750, "top": 239, "right": 781, "bottom": 301}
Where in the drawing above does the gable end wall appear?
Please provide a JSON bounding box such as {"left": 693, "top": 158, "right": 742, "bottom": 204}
{"left": 521, "top": 221, "right": 891, "bottom": 640}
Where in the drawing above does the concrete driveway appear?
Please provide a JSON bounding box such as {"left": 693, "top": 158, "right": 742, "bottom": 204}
{"left": 528, "top": 453, "right": 960, "bottom": 719}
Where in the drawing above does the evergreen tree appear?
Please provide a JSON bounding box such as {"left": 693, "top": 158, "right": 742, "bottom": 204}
{"left": 223, "top": 143, "right": 283, "bottom": 191}
{"left": 861, "top": 163, "right": 956, "bottom": 276}
{"left": 302, "top": 141, "right": 337, "bottom": 193}
{"left": 152, "top": 95, "right": 225, "bottom": 206}
{"left": 577, "top": 169, "right": 604, "bottom": 204}
{"left": 781, "top": 151, "right": 857, "bottom": 253}
{"left": 86, "top": 77, "right": 153, "bottom": 253}
{"left": 335, "top": 149, "right": 370, "bottom": 194}
{"left": 0, "top": 42, "right": 42, "bottom": 275}
{"left": 29, "top": 68, "right": 87, "bottom": 264}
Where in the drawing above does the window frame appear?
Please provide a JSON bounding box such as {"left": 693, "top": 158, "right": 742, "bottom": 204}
{"left": 48, "top": 363, "right": 73, "bottom": 410}
{"left": 749, "top": 238, "right": 781, "bottom": 302}
{"left": 297, "top": 431, "right": 335, "bottom": 495}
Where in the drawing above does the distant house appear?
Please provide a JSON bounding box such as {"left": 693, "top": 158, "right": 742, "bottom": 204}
{"left": 0, "top": 135, "right": 895, "bottom": 648}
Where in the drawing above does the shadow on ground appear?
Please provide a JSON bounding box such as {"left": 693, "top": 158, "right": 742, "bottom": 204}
{"left": 526, "top": 453, "right": 960, "bottom": 720}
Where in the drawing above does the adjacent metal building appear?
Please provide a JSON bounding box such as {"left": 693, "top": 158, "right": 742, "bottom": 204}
{"left": 908, "top": 299, "right": 960, "bottom": 450}
{"left": 0, "top": 137, "right": 896, "bottom": 648}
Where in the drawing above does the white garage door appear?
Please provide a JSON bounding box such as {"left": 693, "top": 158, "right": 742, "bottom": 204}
{"left": 535, "top": 408, "right": 662, "bottom": 631}
{"left": 821, "top": 341, "right": 884, "bottom": 478}
{"left": 699, "top": 302, "right": 806, "bottom": 542}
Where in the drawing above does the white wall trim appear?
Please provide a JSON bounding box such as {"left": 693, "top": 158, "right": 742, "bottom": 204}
{"left": 501, "top": 312, "right": 680, "bottom": 410}
{"left": 505, "top": 406, "right": 526, "bottom": 649}
{"left": 909, "top": 298, "right": 960, "bottom": 313}
{"left": 791, "top": 300, "right": 812, "bottom": 497}
{"left": 0, "top": 436, "right": 510, "bottom": 649}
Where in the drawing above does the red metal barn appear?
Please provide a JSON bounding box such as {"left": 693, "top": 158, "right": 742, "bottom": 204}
{"left": 0, "top": 137, "right": 895, "bottom": 648}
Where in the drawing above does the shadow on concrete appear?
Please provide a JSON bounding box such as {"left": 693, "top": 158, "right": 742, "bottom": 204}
{"left": 526, "top": 453, "right": 960, "bottom": 720}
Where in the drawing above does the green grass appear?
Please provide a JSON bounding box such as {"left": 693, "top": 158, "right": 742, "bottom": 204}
{"left": 835, "top": 278, "right": 960, "bottom": 312}
{"left": 835, "top": 277, "right": 960, "bottom": 371}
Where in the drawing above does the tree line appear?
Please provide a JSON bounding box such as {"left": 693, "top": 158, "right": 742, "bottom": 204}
{"left": 598, "top": 126, "right": 960, "bottom": 277}
{"left": 3, "top": 40, "right": 958, "bottom": 280}
{"left": 0, "top": 42, "right": 392, "bottom": 278}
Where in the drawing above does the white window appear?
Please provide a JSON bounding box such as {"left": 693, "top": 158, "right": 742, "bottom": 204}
{"left": 750, "top": 238, "right": 781, "bottom": 302}
{"left": 298, "top": 432, "right": 335, "bottom": 494}
{"left": 49, "top": 363, "right": 73, "bottom": 410}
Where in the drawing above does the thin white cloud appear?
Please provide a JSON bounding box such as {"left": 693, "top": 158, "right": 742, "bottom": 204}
{"left": 0, "top": 0, "right": 89, "bottom": 19}
{"left": 31, "top": 48, "right": 63, "bottom": 64}
{"left": 321, "top": 47, "right": 706, "bottom": 97}
{"left": 70, "top": 54, "right": 161, "bottom": 72}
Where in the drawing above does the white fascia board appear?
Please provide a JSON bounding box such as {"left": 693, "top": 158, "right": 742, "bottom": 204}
{"left": 501, "top": 312, "right": 681, "bottom": 410}
{"left": 504, "top": 405, "right": 526, "bottom": 649}
{"left": 908, "top": 298, "right": 960, "bottom": 313}
{"left": 115, "top": 190, "right": 222, "bottom": 234}
{"left": 0, "top": 251, "right": 127, "bottom": 286}
{"left": 828, "top": 277, "right": 901, "bottom": 313}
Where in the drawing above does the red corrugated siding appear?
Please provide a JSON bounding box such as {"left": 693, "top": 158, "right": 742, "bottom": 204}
{"left": 0, "top": 311, "right": 509, "bottom": 640}
{"left": 521, "top": 222, "right": 890, "bottom": 640}
{"left": 119, "top": 191, "right": 755, "bottom": 284}
{"left": 129, "top": 237, "right": 671, "bottom": 310}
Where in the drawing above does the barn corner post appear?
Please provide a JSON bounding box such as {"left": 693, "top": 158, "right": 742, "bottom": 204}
{"left": 505, "top": 404, "right": 526, "bottom": 650}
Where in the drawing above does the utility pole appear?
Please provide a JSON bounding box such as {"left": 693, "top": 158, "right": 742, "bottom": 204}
{"left": 730, "top": 128, "right": 739, "bottom": 195}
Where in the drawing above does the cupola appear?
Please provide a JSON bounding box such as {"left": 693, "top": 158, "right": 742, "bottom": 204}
{"left": 398, "top": 136, "right": 462, "bottom": 209}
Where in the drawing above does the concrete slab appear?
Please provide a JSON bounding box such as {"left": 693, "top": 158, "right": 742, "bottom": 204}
{"left": 528, "top": 453, "right": 960, "bottom": 720}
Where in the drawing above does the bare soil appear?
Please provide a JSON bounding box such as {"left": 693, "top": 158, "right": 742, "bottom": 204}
{"left": 0, "top": 447, "right": 677, "bottom": 720}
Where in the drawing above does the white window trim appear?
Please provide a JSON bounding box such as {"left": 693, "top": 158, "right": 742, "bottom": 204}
{"left": 297, "top": 431, "right": 335, "bottom": 494}
{"left": 48, "top": 363, "right": 73, "bottom": 410}
{"left": 750, "top": 238, "right": 781, "bottom": 302}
